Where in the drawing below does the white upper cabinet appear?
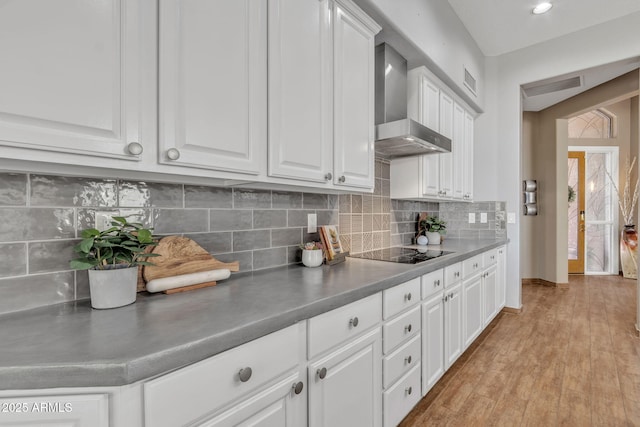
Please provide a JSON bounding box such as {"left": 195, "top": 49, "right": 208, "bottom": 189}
{"left": 438, "top": 92, "right": 454, "bottom": 198}
{"left": 268, "top": 0, "right": 380, "bottom": 190}
{"left": 268, "top": 0, "right": 333, "bottom": 183}
{"left": 0, "top": 0, "right": 146, "bottom": 161}
{"left": 463, "top": 111, "right": 475, "bottom": 201}
{"left": 452, "top": 102, "right": 465, "bottom": 200}
{"left": 158, "top": 0, "right": 266, "bottom": 175}
{"left": 332, "top": 1, "right": 377, "bottom": 189}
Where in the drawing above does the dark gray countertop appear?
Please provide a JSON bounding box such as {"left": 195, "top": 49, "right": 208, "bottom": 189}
{"left": 0, "top": 239, "right": 506, "bottom": 390}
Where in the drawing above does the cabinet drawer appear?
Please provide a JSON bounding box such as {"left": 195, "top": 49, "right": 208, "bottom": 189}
{"left": 421, "top": 269, "right": 444, "bottom": 300}
{"left": 308, "top": 293, "right": 382, "bottom": 359}
{"left": 383, "top": 305, "right": 421, "bottom": 354}
{"left": 383, "top": 334, "right": 420, "bottom": 389}
{"left": 444, "top": 262, "right": 462, "bottom": 287}
{"left": 462, "top": 254, "right": 483, "bottom": 278}
{"left": 483, "top": 249, "right": 497, "bottom": 266}
{"left": 144, "top": 323, "right": 302, "bottom": 427}
{"left": 383, "top": 364, "right": 421, "bottom": 427}
{"left": 383, "top": 277, "right": 420, "bottom": 319}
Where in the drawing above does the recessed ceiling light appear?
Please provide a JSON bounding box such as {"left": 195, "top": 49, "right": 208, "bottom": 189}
{"left": 532, "top": 2, "right": 553, "bottom": 14}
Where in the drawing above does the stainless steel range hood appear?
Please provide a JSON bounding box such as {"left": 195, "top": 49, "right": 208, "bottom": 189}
{"left": 375, "top": 43, "right": 451, "bottom": 159}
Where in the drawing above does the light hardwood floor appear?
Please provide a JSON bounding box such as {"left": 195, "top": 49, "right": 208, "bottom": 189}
{"left": 400, "top": 275, "right": 640, "bottom": 426}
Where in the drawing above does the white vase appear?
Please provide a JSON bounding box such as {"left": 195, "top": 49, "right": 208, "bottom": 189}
{"left": 425, "top": 231, "right": 441, "bottom": 245}
{"left": 302, "top": 250, "right": 323, "bottom": 267}
{"left": 88, "top": 265, "right": 138, "bottom": 309}
{"left": 416, "top": 235, "right": 429, "bottom": 246}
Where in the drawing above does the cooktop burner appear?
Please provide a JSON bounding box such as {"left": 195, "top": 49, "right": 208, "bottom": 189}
{"left": 348, "top": 247, "right": 453, "bottom": 264}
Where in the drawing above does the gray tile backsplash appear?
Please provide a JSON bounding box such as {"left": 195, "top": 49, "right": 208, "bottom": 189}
{"left": 0, "top": 167, "right": 505, "bottom": 315}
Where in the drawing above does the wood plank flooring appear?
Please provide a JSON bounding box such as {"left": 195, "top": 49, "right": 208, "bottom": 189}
{"left": 400, "top": 275, "right": 640, "bottom": 426}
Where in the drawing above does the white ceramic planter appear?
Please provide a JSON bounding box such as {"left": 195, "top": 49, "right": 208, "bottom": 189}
{"left": 88, "top": 266, "right": 138, "bottom": 309}
{"left": 302, "top": 250, "right": 323, "bottom": 267}
{"left": 425, "top": 231, "right": 441, "bottom": 245}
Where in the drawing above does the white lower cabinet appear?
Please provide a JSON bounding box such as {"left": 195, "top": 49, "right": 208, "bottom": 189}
{"left": 443, "top": 282, "right": 463, "bottom": 370}
{"left": 421, "top": 291, "right": 444, "bottom": 395}
{"left": 482, "top": 265, "right": 498, "bottom": 327}
{"left": 497, "top": 246, "right": 507, "bottom": 311}
{"left": 462, "top": 272, "right": 483, "bottom": 350}
{"left": 382, "top": 364, "right": 421, "bottom": 427}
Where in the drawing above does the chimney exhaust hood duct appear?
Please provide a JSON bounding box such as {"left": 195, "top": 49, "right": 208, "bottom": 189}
{"left": 374, "top": 43, "right": 451, "bottom": 159}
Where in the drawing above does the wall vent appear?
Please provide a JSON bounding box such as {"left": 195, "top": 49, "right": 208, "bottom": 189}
{"left": 522, "top": 76, "right": 582, "bottom": 97}
{"left": 463, "top": 67, "right": 477, "bottom": 96}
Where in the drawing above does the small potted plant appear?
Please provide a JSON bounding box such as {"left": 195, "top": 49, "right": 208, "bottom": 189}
{"left": 417, "top": 214, "right": 447, "bottom": 245}
{"left": 300, "top": 241, "right": 324, "bottom": 267}
{"left": 70, "top": 216, "right": 159, "bottom": 309}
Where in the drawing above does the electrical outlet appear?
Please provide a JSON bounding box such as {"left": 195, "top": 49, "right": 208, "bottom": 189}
{"left": 468, "top": 213, "right": 476, "bottom": 224}
{"left": 507, "top": 212, "right": 516, "bottom": 224}
{"left": 95, "top": 211, "right": 116, "bottom": 231}
{"left": 480, "top": 212, "right": 487, "bottom": 223}
{"left": 307, "top": 213, "right": 317, "bottom": 233}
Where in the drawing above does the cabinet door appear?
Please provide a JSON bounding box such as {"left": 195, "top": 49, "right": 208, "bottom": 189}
{"left": 422, "top": 292, "right": 444, "bottom": 396}
{"left": 159, "top": 0, "right": 266, "bottom": 174}
{"left": 438, "top": 92, "right": 454, "bottom": 198}
{"left": 462, "top": 274, "right": 483, "bottom": 349}
{"left": 308, "top": 327, "right": 382, "bottom": 427}
{"left": 333, "top": 3, "right": 377, "bottom": 189}
{"left": 483, "top": 265, "right": 497, "bottom": 326}
{"left": 497, "top": 246, "right": 507, "bottom": 310}
{"left": 419, "top": 76, "right": 440, "bottom": 131}
{"left": 421, "top": 155, "right": 440, "bottom": 197}
{"left": 268, "top": 0, "right": 333, "bottom": 183}
{"left": 462, "top": 112, "right": 474, "bottom": 201}
{"left": 451, "top": 102, "right": 465, "bottom": 200}
{"left": 199, "top": 372, "right": 306, "bottom": 427}
{"left": 0, "top": 0, "right": 145, "bottom": 161}
{"left": 444, "top": 282, "right": 463, "bottom": 370}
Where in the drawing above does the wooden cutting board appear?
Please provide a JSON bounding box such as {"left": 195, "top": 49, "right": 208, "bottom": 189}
{"left": 137, "top": 236, "right": 239, "bottom": 292}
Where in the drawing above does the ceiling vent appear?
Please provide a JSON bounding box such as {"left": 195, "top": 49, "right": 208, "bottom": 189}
{"left": 463, "top": 67, "right": 477, "bottom": 96}
{"left": 523, "top": 76, "right": 582, "bottom": 97}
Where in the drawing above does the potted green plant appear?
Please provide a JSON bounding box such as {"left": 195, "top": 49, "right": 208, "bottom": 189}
{"left": 70, "top": 216, "right": 159, "bottom": 309}
{"left": 417, "top": 214, "right": 447, "bottom": 245}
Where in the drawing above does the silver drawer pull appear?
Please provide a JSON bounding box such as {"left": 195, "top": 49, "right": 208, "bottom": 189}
{"left": 292, "top": 381, "right": 304, "bottom": 395}
{"left": 405, "top": 355, "right": 412, "bottom": 365}
{"left": 238, "top": 367, "right": 252, "bottom": 382}
{"left": 405, "top": 292, "right": 412, "bottom": 301}
{"left": 317, "top": 367, "right": 327, "bottom": 379}
{"left": 405, "top": 386, "right": 412, "bottom": 395}
{"left": 349, "top": 317, "right": 359, "bottom": 328}
{"left": 405, "top": 324, "right": 412, "bottom": 333}
{"left": 127, "top": 142, "right": 143, "bottom": 155}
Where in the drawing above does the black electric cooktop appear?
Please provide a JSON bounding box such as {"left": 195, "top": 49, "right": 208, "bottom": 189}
{"left": 348, "top": 247, "right": 453, "bottom": 264}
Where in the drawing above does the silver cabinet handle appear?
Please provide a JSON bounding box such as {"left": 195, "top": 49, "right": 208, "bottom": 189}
{"left": 292, "top": 381, "right": 304, "bottom": 395}
{"left": 449, "top": 292, "right": 454, "bottom": 299}
{"left": 405, "top": 386, "right": 413, "bottom": 395}
{"left": 443, "top": 295, "right": 448, "bottom": 302}
{"left": 338, "top": 175, "right": 346, "bottom": 183}
{"left": 166, "top": 148, "right": 180, "bottom": 160}
{"left": 405, "top": 292, "right": 412, "bottom": 301}
{"left": 349, "top": 317, "right": 359, "bottom": 327}
{"left": 238, "top": 367, "right": 252, "bottom": 382}
{"left": 405, "top": 355, "right": 412, "bottom": 364}
{"left": 317, "top": 367, "right": 327, "bottom": 379}
{"left": 325, "top": 172, "right": 332, "bottom": 181}
{"left": 127, "top": 142, "right": 143, "bottom": 155}
{"left": 405, "top": 324, "right": 412, "bottom": 333}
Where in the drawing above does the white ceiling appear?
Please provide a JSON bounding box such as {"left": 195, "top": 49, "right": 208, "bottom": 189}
{"left": 446, "top": 0, "right": 640, "bottom": 57}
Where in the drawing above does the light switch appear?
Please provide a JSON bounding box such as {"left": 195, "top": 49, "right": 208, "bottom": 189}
{"left": 468, "top": 213, "right": 476, "bottom": 224}
{"left": 507, "top": 212, "right": 516, "bottom": 224}
{"left": 307, "top": 213, "right": 317, "bottom": 233}
{"left": 480, "top": 212, "right": 487, "bottom": 223}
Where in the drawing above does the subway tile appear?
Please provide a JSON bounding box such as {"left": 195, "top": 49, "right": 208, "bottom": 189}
{"left": 253, "top": 247, "right": 287, "bottom": 270}
{"left": 390, "top": 234, "right": 402, "bottom": 247}
{"left": 185, "top": 232, "right": 232, "bottom": 254}
{"left": 303, "top": 193, "right": 328, "bottom": 209}
{"left": 215, "top": 251, "right": 253, "bottom": 272}
{"left": 29, "top": 240, "right": 78, "bottom": 274}
{"left": 0, "top": 208, "right": 74, "bottom": 241}
{"left": 288, "top": 210, "right": 316, "bottom": 227}
{"left": 339, "top": 195, "right": 351, "bottom": 213}
{"left": 272, "top": 228, "right": 302, "bottom": 247}
{"left": 119, "top": 181, "right": 183, "bottom": 208}
{"left": 153, "top": 209, "right": 208, "bottom": 234}
{"left": 234, "top": 189, "right": 271, "bottom": 209}
{"left": 0, "top": 243, "right": 26, "bottom": 277}
{"left": 272, "top": 191, "right": 302, "bottom": 209}
{"left": 254, "top": 210, "right": 286, "bottom": 229}
{"left": 210, "top": 209, "right": 252, "bottom": 231}
{"left": 0, "top": 272, "right": 75, "bottom": 315}
{"left": 328, "top": 195, "right": 339, "bottom": 210}
{"left": 0, "top": 173, "right": 27, "bottom": 206}
{"left": 317, "top": 210, "right": 338, "bottom": 226}
{"left": 233, "top": 229, "right": 270, "bottom": 251}
{"left": 31, "top": 175, "right": 117, "bottom": 207}
{"left": 351, "top": 194, "right": 363, "bottom": 213}
{"left": 287, "top": 245, "right": 302, "bottom": 264}
{"left": 185, "top": 186, "right": 232, "bottom": 208}
{"left": 75, "top": 270, "right": 90, "bottom": 300}
{"left": 303, "top": 231, "right": 321, "bottom": 245}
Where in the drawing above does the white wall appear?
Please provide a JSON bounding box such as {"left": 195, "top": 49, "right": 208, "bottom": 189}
{"left": 480, "top": 12, "right": 640, "bottom": 309}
